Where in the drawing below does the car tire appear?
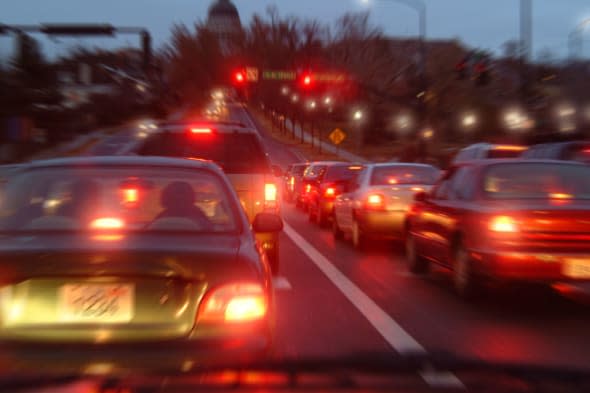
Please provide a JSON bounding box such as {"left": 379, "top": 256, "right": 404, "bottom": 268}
{"left": 316, "top": 207, "right": 329, "bottom": 228}
{"left": 352, "top": 219, "right": 367, "bottom": 251}
{"left": 267, "top": 245, "right": 279, "bottom": 276}
{"left": 332, "top": 216, "right": 344, "bottom": 240}
{"left": 405, "top": 231, "right": 429, "bottom": 274}
{"left": 453, "top": 242, "right": 480, "bottom": 299}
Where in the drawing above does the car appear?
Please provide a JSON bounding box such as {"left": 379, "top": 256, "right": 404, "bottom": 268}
{"left": 0, "top": 156, "right": 280, "bottom": 366}
{"left": 452, "top": 143, "right": 526, "bottom": 164}
{"left": 120, "top": 121, "right": 283, "bottom": 275}
{"left": 405, "top": 159, "right": 590, "bottom": 298}
{"left": 298, "top": 161, "right": 345, "bottom": 211}
{"left": 521, "top": 140, "right": 590, "bottom": 164}
{"left": 282, "top": 162, "right": 308, "bottom": 203}
{"left": 333, "top": 163, "right": 440, "bottom": 249}
{"left": 307, "top": 163, "right": 364, "bottom": 227}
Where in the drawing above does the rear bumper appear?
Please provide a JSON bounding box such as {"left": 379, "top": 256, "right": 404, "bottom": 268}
{"left": 356, "top": 210, "right": 406, "bottom": 237}
{"left": 472, "top": 249, "right": 590, "bottom": 283}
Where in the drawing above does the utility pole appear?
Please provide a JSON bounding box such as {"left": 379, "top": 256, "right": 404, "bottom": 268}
{"left": 520, "top": 0, "right": 532, "bottom": 100}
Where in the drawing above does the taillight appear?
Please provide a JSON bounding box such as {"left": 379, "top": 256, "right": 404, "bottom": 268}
{"left": 324, "top": 187, "right": 336, "bottom": 198}
{"left": 198, "top": 283, "right": 268, "bottom": 323}
{"left": 411, "top": 187, "right": 424, "bottom": 192}
{"left": 489, "top": 216, "right": 518, "bottom": 233}
{"left": 121, "top": 188, "right": 139, "bottom": 205}
{"left": 365, "top": 194, "right": 385, "bottom": 210}
{"left": 305, "top": 184, "right": 312, "bottom": 194}
{"left": 265, "top": 183, "right": 278, "bottom": 209}
{"left": 90, "top": 217, "right": 125, "bottom": 230}
{"left": 190, "top": 127, "right": 213, "bottom": 134}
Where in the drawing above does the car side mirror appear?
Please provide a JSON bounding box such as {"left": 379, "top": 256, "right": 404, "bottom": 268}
{"left": 414, "top": 191, "right": 428, "bottom": 202}
{"left": 253, "top": 213, "right": 284, "bottom": 233}
{"left": 272, "top": 165, "right": 283, "bottom": 178}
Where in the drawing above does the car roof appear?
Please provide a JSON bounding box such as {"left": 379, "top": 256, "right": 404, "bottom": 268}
{"left": 26, "top": 156, "right": 223, "bottom": 173}
{"left": 452, "top": 158, "right": 588, "bottom": 168}
{"left": 308, "top": 161, "right": 347, "bottom": 166}
{"left": 369, "top": 162, "right": 438, "bottom": 168}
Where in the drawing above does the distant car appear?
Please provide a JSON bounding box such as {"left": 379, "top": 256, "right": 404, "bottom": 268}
{"left": 122, "top": 121, "right": 283, "bottom": 275}
{"left": 452, "top": 143, "right": 526, "bottom": 164}
{"left": 521, "top": 141, "right": 590, "bottom": 164}
{"left": 405, "top": 159, "right": 590, "bottom": 298}
{"left": 283, "top": 163, "right": 308, "bottom": 203}
{"left": 333, "top": 163, "right": 440, "bottom": 249}
{"left": 298, "top": 161, "right": 345, "bottom": 211}
{"left": 306, "top": 163, "right": 364, "bottom": 227}
{"left": 0, "top": 156, "right": 280, "bottom": 365}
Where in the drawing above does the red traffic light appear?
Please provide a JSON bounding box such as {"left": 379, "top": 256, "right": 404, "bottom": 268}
{"left": 234, "top": 71, "right": 245, "bottom": 84}
{"left": 300, "top": 72, "right": 314, "bottom": 88}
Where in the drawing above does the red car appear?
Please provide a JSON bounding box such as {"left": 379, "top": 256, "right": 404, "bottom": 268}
{"left": 405, "top": 159, "right": 590, "bottom": 298}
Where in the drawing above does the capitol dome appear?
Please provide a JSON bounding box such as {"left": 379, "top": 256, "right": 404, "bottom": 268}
{"left": 206, "top": 0, "right": 242, "bottom": 35}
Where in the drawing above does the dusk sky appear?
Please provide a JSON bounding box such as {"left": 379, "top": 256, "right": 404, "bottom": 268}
{"left": 2, "top": 0, "right": 590, "bottom": 61}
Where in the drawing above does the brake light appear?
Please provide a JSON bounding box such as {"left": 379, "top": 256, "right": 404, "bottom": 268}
{"left": 305, "top": 184, "right": 312, "bottom": 193}
{"left": 90, "top": 217, "right": 124, "bottom": 230}
{"left": 549, "top": 192, "right": 572, "bottom": 200}
{"left": 387, "top": 178, "right": 398, "bottom": 185}
{"left": 489, "top": 216, "right": 518, "bottom": 233}
{"left": 324, "top": 187, "right": 336, "bottom": 197}
{"left": 122, "top": 188, "right": 139, "bottom": 204}
{"left": 198, "top": 283, "right": 268, "bottom": 323}
{"left": 366, "top": 194, "right": 385, "bottom": 210}
{"left": 190, "top": 127, "right": 213, "bottom": 134}
{"left": 265, "top": 183, "right": 278, "bottom": 209}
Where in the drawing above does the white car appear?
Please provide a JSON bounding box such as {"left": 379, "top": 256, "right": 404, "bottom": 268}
{"left": 332, "top": 163, "right": 440, "bottom": 249}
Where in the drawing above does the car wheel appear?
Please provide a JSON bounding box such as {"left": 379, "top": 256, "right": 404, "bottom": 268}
{"left": 316, "top": 207, "right": 329, "bottom": 228}
{"left": 405, "top": 231, "right": 429, "bottom": 274}
{"left": 453, "top": 242, "right": 480, "bottom": 299}
{"left": 332, "top": 215, "right": 344, "bottom": 240}
{"left": 267, "top": 245, "right": 279, "bottom": 276}
{"left": 352, "top": 219, "right": 367, "bottom": 250}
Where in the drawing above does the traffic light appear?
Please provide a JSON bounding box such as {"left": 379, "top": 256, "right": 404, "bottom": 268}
{"left": 474, "top": 60, "right": 490, "bottom": 86}
{"left": 300, "top": 72, "right": 314, "bottom": 89}
{"left": 141, "top": 31, "right": 152, "bottom": 69}
{"left": 233, "top": 70, "right": 246, "bottom": 84}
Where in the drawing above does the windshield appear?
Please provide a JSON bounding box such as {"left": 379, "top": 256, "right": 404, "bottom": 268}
{"left": 0, "top": 167, "right": 238, "bottom": 232}
{"left": 371, "top": 165, "right": 439, "bottom": 185}
{"left": 484, "top": 163, "right": 590, "bottom": 199}
{"left": 137, "top": 132, "right": 270, "bottom": 173}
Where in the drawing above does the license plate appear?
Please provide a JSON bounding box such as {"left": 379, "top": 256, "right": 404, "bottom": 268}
{"left": 58, "top": 284, "right": 134, "bottom": 323}
{"left": 564, "top": 258, "right": 590, "bottom": 279}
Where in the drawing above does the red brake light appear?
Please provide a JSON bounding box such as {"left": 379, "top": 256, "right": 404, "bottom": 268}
{"left": 489, "top": 216, "right": 518, "bottom": 233}
{"left": 265, "top": 183, "right": 278, "bottom": 209}
{"left": 387, "top": 178, "right": 398, "bottom": 185}
{"left": 366, "top": 194, "right": 385, "bottom": 210}
{"left": 121, "top": 188, "right": 139, "bottom": 205}
{"left": 90, "top": 217, "right": 124, "bottom": 230}
{"left": 324, "top": 187, "right": 336, "bottom": 197}
{"left": 190, "top": 127, "right": 213, "bottom": 134}
{"left": 411, "top": 187, "right": 424, "bottom": 192}
{"left": 305, "top": 184, "right": 312, "bottom": 193}
{"left": 198, "top": 283, "right": 267, "bottom": 323}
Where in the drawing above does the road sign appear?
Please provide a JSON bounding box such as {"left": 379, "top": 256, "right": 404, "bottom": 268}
{"left": 329, "top": 128, "right": 347, "bottom": 145}
{"left": 246, "top": 67, "right": 259, "bottom": 82}
{"left": 262, "top": 70, "right": 296, "bottom": 81}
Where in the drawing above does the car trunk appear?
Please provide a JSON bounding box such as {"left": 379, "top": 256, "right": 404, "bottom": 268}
{"left": 0, "top": 233, "right": 254, "bottom": 343}
{"left": 227, "top": 173, "right": 271, "bottom": 221}
{"left": 367, "top": 184, "right": 434, "bottom": 211}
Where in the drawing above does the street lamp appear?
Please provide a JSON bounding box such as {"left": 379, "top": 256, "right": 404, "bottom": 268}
{"left": 460, "top": 111, "right": 478, "bottom": 132}
{"left": 281, "top": 86, "right": 290, "bottom": 96}
{"left": 353, "top": 109, "right": 364, "bottom": 122}
{"left": 392, "top": 113, "right": 414, "bottom": 136}
{"left": 502, "top": 107, "right": 534, "bottom": 133}
{"left": 291, "top": 94, "right": 299, "bottom": 103}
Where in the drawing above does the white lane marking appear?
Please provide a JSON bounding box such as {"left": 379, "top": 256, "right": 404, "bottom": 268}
{"left": 283, "top": 223, "right": 464, "bottom": 389}
{"left": 273, "top": 276, "right": 292, "bottom": 290}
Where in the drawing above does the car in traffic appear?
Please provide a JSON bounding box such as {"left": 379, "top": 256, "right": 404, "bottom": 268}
{"left": 306, "top": 163, "right": 364, "bottom": 227}
{"left": 333, "top": 163, "right": 440, "bottom": 249}
{"left": 405, "top": 159, "right": 590, "bottom": 298}
{"left": 298, "top": 161, "right": 344, "bottom": 211}
{"left": 452, "top": 143, "right": 526, "bottom": 164}
{"left": 521, "top": 140, "right": 590, "bottom": 164}
{"left": 120, "top": 121, "right": 283, "bottom": 275}
{"left": 283, "top": 162, "right": 308, "bottom": 203}
{"left": 0, "top": 156, "right": 280, "bottom": 366}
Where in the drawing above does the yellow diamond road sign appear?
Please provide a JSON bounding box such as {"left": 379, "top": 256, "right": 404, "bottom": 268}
{"left": 329, "top": 128, "right": 346, "bottom": 145}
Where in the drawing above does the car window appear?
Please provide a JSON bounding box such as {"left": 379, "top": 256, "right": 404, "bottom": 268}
{"left": 450, "top": 166, "right": 476, "bottom": 201}
{"left": 304, "top": 165, "right": 327, "bottom": 179}
{"left": 0, "top": 167, "right": 238, "bottom": 233}
{"left": 137, "top": 132, "right": 270, "bottom": 174}
{"left": 370, "top": 165, "right": 439, "bottom": 186}
{"left": 483, "top": 163, "right": 590, "bottom": 199}
{"left": 324, "top": 165, "right": 363, "bottom": 182}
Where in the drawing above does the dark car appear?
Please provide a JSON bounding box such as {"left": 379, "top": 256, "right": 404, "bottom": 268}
{"left": 306, "top": 163, "right": 364, "bottom": 227}
{"left": 405, "top": 159, "right": 590, "bottom": 298}
{"left": 521, "top": 141, "right": 590, "bottom": 164}
{"left": 119, "top": 121, "right": 283, "bottom": 275}
{"left": 283, "top": 162, "right": 308, "bottom": 203}
{"left": 0, "top": 156, "right": 281, "bottom": 367}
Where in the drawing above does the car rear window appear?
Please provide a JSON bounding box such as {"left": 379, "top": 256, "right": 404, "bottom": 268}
{"left": 304, "top": 165, "right": 327, "bottom": 179}
{"left": 0, "top": 167, "right": 238, "bottom": 233}
{"left": 483, "top": 163, "right": 590, "bottom": 199}
{"left": 324, "top": 165, "right": 363, "bottom": 182}
{"left": 370, "top": 165, "right": 439, "bottom": 186}
{"left": 290, "top": 165, "right": 307, "bottom": 176}
{"left": 137, "top": 132, "right": 270, "bottom": 174}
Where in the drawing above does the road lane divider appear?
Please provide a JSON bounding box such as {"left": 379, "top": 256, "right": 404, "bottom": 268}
{"left": 283, "top": 222, "right": 464, "bottom": 389}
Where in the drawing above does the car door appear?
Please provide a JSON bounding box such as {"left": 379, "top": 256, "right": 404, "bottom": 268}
{"left": 336, "top": 168, "right": 365, "bottom": 232}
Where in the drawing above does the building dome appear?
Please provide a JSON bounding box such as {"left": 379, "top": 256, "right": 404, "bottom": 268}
{"left": 208, "top": 0, "right": 240, "bottom": 19}
{"left": 207, "top": 0, "right": 241, "bottom": 34}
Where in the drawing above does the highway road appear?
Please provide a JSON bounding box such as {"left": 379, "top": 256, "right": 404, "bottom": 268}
{"left": 89, "top": 103, "right": 590, "bottom": 382}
